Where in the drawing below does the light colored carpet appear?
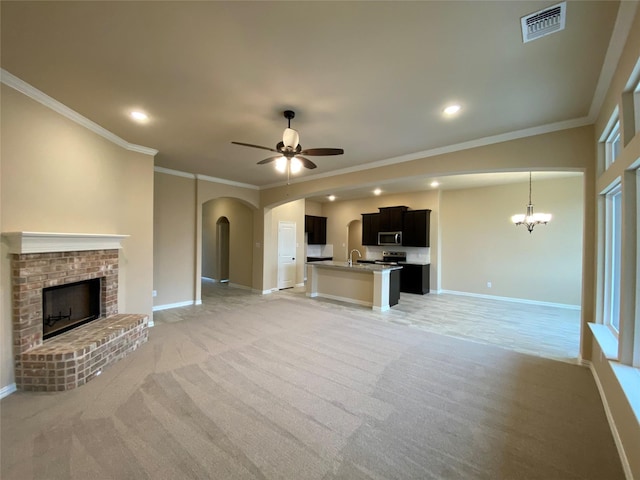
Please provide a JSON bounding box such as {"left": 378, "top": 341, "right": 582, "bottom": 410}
{"left": 1, "top": 295, "right": 623, "bottom": 479}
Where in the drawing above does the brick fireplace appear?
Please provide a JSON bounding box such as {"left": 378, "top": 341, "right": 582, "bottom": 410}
{"left": 4, "top": 232, "right": 149, "bottom": 392}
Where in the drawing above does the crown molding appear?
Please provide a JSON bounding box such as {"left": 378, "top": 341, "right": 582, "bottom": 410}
{"left": 154, "top": 166, "right": 196, "bottom": 179}
{"left": 153, "top": 166, "right": 259, "bottom": 190}
{"left": 260, "top": 116, "right": 592, "bottom": 190}
{"left": 1, "top": 69, "right": 158, "bottom": 157}
{"left": 195, "top": 173, "right": 259, "bottom": 190}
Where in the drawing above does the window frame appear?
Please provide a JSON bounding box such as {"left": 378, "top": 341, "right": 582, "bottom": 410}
{"left": 605, "top": 120, "right": 621, "bottom": 169}
{"left": 603, "top": 183, "right": 622, "bottom": 336}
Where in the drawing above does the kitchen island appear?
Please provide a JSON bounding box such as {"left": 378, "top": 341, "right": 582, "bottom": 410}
{"left": 306, "top": 261, "right": 401, "bottom": 311}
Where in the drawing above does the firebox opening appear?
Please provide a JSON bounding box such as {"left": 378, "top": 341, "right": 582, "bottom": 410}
{"left": 43, "top": 278, "right": 102, "bottom": 340}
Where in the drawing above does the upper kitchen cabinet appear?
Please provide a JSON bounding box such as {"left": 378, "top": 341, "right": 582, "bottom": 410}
{"left": 305, "top": 215, "right": 327, "bottom": 245}
{"left": 402, "top": 209, "right": 431, "bottom": 247}
{"left": 378, "top": 206, "right": 408, "bottom": 232}
{"left": 361, "top": 213, "right": 380, "bottom": 245}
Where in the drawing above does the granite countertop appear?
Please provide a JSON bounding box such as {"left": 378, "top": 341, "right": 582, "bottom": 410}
{"left": 306, "top": 260, "right": 402, "bottom": 272}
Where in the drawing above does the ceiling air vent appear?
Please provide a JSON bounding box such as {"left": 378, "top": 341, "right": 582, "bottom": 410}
{"left": 521, "top": 2, "right": 566, "bottom": 43}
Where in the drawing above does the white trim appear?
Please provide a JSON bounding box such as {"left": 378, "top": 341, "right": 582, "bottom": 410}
{"left": 154, "top": 166, "right": 196, "bottom": 179}
{"left": 439, "top": 290, "right": 580, "bottom": 310}
{"left": 152, "top": 300, "right": 196, "bottom": 311}
{"left": 0, "top": 383, "right": 17, "bottom": 399}
{"left": 2, "top": 231, "right": 129, "bottom": 254}
{"left": 196, "top": 173, "right": 259, "bottom": 190}
{"left": 1, "top": 69, "right": 158, "bottom": 156}
{"left": 153, "top": 167, "right": 261, "bottom": 190}
{"left": 588, "top": 323, "right": 619, "bottom": 360}
{"left": 260, "top": 117, "right": 591, "bottom": 190}
{"left": 589, "top": 362, "right": 633, "bottom": 480}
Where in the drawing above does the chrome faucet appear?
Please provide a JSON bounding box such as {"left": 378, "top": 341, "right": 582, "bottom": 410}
{"left": 348, "top": 249, "right": 362, "bottom": 266}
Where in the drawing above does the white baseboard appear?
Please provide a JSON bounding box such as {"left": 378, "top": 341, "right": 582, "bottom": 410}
{"left": 152, "top": 300, "right": 196, "bottom": 311}
{"left": 259, "top": 288, "right": 279, "bottom": 295}
{"left": 0, "top": 383, "right": 17, "bottom": 399}
{"left": 589, "top": 362, "right": 633, "bottom": 480}
{"left": 439, "top": 290, "right": 580, "bottom": 310}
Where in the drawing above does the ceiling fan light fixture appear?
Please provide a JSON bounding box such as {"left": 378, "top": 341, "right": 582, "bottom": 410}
{"left": 290, "top": 157, "right": 302, "bottom": 174}
{"left": 283, "top": 128, "right": 299, "bottom": 149}
{"left": 275, "top": 156, "right": 287, "bottom": 173}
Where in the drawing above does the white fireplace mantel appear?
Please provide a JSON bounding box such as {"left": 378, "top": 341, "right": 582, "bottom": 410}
{"left": 2, "top": 232, "right": 129, "bottom": 254}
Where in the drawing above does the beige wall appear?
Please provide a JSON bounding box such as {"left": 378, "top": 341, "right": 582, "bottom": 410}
{"left": 201, "top": 197, "right": 254, "bottom": 288}
{"left": 305, "top": 200, "right": 323, "bottom": 217}
{"left": 154, "top": 172, "right": 262, "bottom": 306}
{"left": 153, "top": 172, "right": 197, "bottom": 307}
{"left": 260, "top": 127, "right": 593, "bottom": 208}
{"left": 1, "top": 84, "right": 155, "bottom": 390}
{"left": 441, "top": 176, "right": 583, "bottom": 305}
{"left": 590, "top": 7, "right": 640, "bottom": 479}
{"left": 195, "top": 177, "right": 261, "bottom": 299}
{"left": 264, "top": 199, "right": 305, "bottom": 291}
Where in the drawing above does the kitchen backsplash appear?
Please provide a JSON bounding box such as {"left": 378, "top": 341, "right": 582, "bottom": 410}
{"left": 365, "top": 245, "right": 430, "bottom": 264}
{"left": 306, "top": 244, "right": 334, "bottom": 258}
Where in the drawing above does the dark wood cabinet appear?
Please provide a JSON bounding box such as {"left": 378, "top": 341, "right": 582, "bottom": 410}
{"left": 402, "top": 209, "right": 431, "bottom": 247}
{"left": 305, "top": 215, "right": 327, "bottom": 245}
{"left": 400, "top": 264, "right": 430, "bottom": 294}
{"left": 378, "top": 206, "right": 408, "bottom": 232}
{"left": 361, "top": 206, "right": 430, "bottom": 247}
{"left": 361, "top": 213, "right": 380, "bottom": 245}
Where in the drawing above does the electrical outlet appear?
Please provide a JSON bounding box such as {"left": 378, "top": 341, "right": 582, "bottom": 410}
{"left": 152, "top": 290, "right": 157, "bottom": 297}
{"left": 487, "top": 282, "right": 492, "bottom": 288}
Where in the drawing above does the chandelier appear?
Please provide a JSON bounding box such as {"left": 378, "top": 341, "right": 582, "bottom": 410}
{"left": 511, "top": 172, "right": 552, "bottom": 233}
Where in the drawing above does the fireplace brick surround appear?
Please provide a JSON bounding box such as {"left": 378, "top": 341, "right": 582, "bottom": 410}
{"left": 7, "top": 235, "right": 149, "bottom": 392}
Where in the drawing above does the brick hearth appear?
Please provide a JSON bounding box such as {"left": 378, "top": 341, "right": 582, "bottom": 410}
{"left": 10, "top": 247, "right": 148, "bottom": 391}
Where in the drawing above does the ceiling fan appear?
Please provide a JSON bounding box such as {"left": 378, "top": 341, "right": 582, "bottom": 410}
{"left": 232, "top": 110, "right": 344, "bottom": 173}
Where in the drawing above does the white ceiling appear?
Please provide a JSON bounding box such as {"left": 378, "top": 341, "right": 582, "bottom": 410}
{"left": 0, "top": 1, "right": 623, "bottom": 196}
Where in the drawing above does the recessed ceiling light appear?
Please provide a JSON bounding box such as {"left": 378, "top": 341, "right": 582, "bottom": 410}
{"left": 130, "top": 111, "right": 148, "bottom": 122}
{"left": 328, "top": 195, "right": 336, "bottom": 201}
{"left": 430, "top": 181, "right": 440, "bottom": 188}
{"left": 373, "top": 188, "right": 382, "bottom": 196}
{"left": 443, "top": 104, "right": 461, "bottom": 116}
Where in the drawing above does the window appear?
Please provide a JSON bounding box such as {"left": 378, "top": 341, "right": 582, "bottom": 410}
{"left": 603, "top": 184, "right": 622, "bottom": 334}
{"left": 605, "top": 121, "right": 621, "bottom": 168}
{"left": 634, "top": 75, "right": 640, "bottom": 136}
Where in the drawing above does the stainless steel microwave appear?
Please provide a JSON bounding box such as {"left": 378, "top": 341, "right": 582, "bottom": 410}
{"left": 378, "top": 231, "right": 402, "bottom": 246}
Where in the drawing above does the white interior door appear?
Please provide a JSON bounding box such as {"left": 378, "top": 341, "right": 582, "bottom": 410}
{"left": 278, "top": 221, "right": 296, "bottom": 289}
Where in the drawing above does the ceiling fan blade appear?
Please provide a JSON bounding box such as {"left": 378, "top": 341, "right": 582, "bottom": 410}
{"left": 296, "top": 156, "right": 317, "bottom": 169}
{"left": 231, "top": 141, "right": 279, "bottom": 153}
{"left": 299, "top": 148, "right": 344, "bottom": 156}
{"left": 257, "top": 155, "right": 282, "bottom": 165}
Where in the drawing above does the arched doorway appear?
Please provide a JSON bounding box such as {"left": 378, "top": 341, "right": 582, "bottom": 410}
{"left": 216, "top": 217, "right": 230, "bottom": 282}
{"left": 347, "top": 219, "right": 364, "bottom": 259}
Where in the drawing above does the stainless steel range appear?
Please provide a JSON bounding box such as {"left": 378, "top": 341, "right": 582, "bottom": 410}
{"left": 375, "top": 251, "right": 407, "bottom": 265}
